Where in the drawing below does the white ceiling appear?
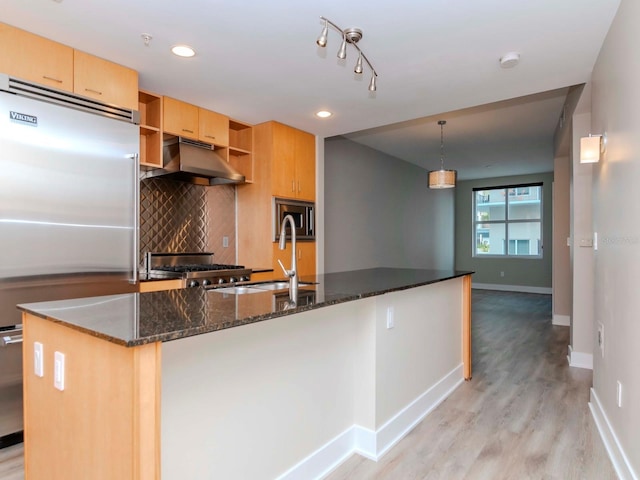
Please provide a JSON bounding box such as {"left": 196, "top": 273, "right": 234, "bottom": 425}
{"left": 1, "top": 0, "right": 620, "bottom": 179}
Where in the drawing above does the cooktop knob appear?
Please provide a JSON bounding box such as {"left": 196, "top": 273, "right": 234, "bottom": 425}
{"left": 229, "top": 277, "right": 238, "bottom": 283}
{"left": 188, "top": 280, "right": 200, "bottom": 288}
{"left": 217, "top": 278, "right": 226, "bottom": 284}
{"left": 202, "top": 279, "right": 211, "bottom": 286}
{"left": 240, "top": 275, "right": 250, "bottom": 282}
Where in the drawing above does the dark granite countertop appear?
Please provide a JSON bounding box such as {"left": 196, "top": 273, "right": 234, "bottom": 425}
{"left": 18, "top": 268, "right": 472, "bottom": 347}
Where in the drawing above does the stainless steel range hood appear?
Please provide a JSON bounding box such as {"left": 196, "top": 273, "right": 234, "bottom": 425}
{"left": 146, "top": 137, "right": 245, "bottom": 186}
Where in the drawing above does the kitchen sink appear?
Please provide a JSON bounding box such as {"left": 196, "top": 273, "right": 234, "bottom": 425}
{"left": 210, "top": 286, "right": 266, "bottom": 295}
{"left": 208, "top": 281, "right": 317, "bottom": 295}
{"left": 247, "top": 281, "right": 316, "bottom": 290}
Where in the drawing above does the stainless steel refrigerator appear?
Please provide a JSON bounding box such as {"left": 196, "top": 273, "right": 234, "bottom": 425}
{"left": 0, "top": 74, "right": 140, "bottom": 448}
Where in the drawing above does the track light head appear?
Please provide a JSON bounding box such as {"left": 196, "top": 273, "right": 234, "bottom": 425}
{"left": 354, "top": 53, "right": 363, "bottom": 74}
{"left": 337, "top": 38, "right": 348, "bottom": 59}
{"left": 368, "top": 73, "right": 377, "bottom": 92}
{"left": 316, "top": 21, "right": 328, "bottom": 47}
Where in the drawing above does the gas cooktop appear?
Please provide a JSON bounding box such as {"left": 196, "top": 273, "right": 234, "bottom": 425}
{"left": 144, "top": 253, "right": 251, "bottom": 287}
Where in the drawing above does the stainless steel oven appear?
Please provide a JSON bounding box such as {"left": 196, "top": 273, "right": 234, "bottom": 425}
{"left": 273, "top": 197, "right": 315, "bottom": 241}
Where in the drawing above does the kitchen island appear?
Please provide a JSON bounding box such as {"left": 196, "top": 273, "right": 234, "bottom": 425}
{"left": 19, "top": 268, "right": 472, "bottom": 480}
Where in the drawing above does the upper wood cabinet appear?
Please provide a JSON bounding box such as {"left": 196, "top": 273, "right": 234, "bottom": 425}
{"left": 73, "top": 51, "right": 138, "bottom": 110}
{"left": 268, "top": 122, "right": 315, "bottom": 201}
{"left": 0, "top": 22, "right": 73, "bottom": 92}
{"left": 271, "top": 124, "right": 315, "bottom": 201}
{"left": 162, "top": 96, "right": 199, "bottom": 138}
{"left": 163, "top": 97, "right": 231, "bottom": 147}
{"left": 0, "top": 23, "right": 138, "bottom": 111}
{"left": 199, "top": 109, "right": 229, "bottom": 146}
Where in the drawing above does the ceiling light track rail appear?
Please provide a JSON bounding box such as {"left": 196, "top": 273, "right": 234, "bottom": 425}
{"left": 317, "top": 16, "right": 378, "bottom": 92}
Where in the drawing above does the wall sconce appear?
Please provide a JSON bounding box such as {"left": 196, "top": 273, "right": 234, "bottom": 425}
{"left": 580, "top": 133, "right": 606, "bottom": 163}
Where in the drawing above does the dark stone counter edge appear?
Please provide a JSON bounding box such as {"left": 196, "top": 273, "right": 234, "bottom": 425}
{"left": 19, "top": 270, "right": 473, "bottom": 348}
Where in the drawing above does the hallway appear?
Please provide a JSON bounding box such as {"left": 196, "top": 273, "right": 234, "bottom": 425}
{"left": 327, "top": 290, "right": 617, "bottom": 480}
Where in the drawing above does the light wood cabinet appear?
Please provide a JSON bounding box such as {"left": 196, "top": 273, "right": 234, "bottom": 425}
{"left": 270, "top": 122, "right": 315, "bottom": 201}
{"left": 229, "top": 119, "right": 254, "bottom": 183}
{"left": 0, "top": 22, "right": 73, "bottom": 91}
{"left": 73, "top": 50, "right": 138, "bottom": 110}
{"left": 138, "top": 90, "right": 163, "bottom": 168}
{"left": 272, "top": 242, "right": 316, "bottom": 278}
{"left": 163, "top": 96, "right": 199, "bottom": 139}
{"left": 199, "top": 108, "right": 229, "bottom": 146}
{"left": 237, "top": 121, "right": 316, "bottom": 275}
{"left": 0, "top": 23, "right": 138, "bottom": 111}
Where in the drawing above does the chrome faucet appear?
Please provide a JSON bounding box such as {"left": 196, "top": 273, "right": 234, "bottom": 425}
{"left": 277, "top": 214, "right": 298, "bottom": 304}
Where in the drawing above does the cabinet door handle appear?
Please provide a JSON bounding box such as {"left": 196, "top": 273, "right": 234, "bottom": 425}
{"left": 42, "top": 75, "right": 63, "bottom": 83}
{"left": 182, "top": 129, "right": 194, "bottom": 134}
{"left": 291, "top": 180, "right": 295, "bottom": 192}
{"left": 205, "top": 135, "right": 215, "bottom": 139}
{"left": 297, "top": 181, "right": 301, "bottom": 193}
{"left": 84, "top": 88, "right": 103, "bottom": 95}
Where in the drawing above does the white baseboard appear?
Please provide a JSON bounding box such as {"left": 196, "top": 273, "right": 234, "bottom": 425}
{"left": 589, "top": 388, "right": 639, "bottom": 480}
{"left": 472, "top": 283, "right": 552, "bottom": 294}
{"left": 552, "top": 314, "right": 570, "bottom": 326}
{"left": 567, "top": 345, "right": 593, "bottom": 370}
{"left": 277, "top": 364, "right": 464, "bottom": 480}
{"left": 370, "top": 364, "right": 464, "bottom": 460}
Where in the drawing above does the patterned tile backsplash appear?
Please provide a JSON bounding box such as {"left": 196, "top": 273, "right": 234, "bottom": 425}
{"left": 140, "top": 178, "right": 236, "bottom": 266}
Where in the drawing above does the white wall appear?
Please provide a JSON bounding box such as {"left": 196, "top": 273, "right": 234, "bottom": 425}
{"left": 161, "top": 280, "right": 464, "bottom": 480}
{"left": 324, "top": 137, "right": 454, "bottom": 273}
{"left": 590, "top": 0, "right": 640, "bottom": 476}
{"left": 569, "top": 111, "right": 595, "bottom": 367}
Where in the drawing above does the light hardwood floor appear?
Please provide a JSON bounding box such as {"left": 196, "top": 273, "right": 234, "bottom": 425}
{"left": 0, "top": 290, "right": 616, "bottom": 480}
{"left": 326, "top": 290, "right": 616, "bottom": 480}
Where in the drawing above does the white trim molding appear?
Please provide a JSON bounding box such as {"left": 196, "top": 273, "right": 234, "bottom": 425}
{"left": 552, "top": 314, "right": 571, "bottom": 326}
{"left": 567, "top": 345, "right": 593, "bottom": 370}
{"left": 472, "top": 283, "right": 552, "bottom": 295}
{"left": 277, "top": 365, "right": 464, "bottom": 480}
{"left": 589, "top": 388, "right": 639, "bottom": 480}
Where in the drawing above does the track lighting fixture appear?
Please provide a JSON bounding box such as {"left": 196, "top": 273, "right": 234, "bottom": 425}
{"left": 316, "top": 16, "right": 378, "bottom": 92}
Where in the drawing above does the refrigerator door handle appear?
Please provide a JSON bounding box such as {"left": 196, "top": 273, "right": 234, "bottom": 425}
{"left": 0, "top": 327, "right": 23, "bottom": 346}
{"left": 129, "top": 153, "right": 140, "bottom": 284}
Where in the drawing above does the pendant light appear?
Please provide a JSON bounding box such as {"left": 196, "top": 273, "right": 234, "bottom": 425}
{"left": 428, "top": 120, "right": 457, "bottom": 189}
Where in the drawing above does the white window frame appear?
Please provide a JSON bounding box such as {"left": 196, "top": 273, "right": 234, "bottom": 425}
{"left": 472, "top": 184, "right": 543, "bottom": 259}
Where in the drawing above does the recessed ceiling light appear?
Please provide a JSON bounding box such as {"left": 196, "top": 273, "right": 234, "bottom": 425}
{"left": 171, "top": 45, "right": 196, "bottom": 58}
{"left": 316, "top": 110, "right": 333, "bottom": 118}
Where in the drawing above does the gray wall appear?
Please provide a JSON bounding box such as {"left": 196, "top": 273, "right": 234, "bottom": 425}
{"left": 454, "top": 172, "right": 554, "bottom": 289}
{"left": 324, "top": 136, "right": 454, "bottom": 273}
{"left": 590, "top": 0, "right": 640, "bottom": 473}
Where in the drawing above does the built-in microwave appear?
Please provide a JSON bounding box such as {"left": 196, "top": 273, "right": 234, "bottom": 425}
{"left": 273, "top": 197, "right": 315, "bottom": 241}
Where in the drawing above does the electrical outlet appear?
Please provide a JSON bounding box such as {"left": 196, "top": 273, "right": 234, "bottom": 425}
{"left": 616, "top": 381, "right": 623, "bottom": 407}
{"left": 54, "top": 351, "right": 65, "bottom": 391}
{"left": 500, "top": 271, "right": 505, "bottom": 277}
{"left": 34, "top": 342, "right": 44, "bottom": 377}
{"left": 597, "top": 323, "right": 605, "bottom": 358}
{"left": 222, "top": 236, "right": 229, "bottom": 248}
{"left": 386, "top": 306, "right": 395, "bottom": 329}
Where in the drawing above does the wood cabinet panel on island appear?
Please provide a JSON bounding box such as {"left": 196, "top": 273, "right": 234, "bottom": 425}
{"left": 0, "top": 22, "right": 73, "bottom": 91}
{"left": 237, "top": 121, "right": 316, "bottom": 276}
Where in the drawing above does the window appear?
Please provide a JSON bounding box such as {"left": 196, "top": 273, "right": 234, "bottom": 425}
{"left": 473, "top": 184, "right": 542, "bottom": 257}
